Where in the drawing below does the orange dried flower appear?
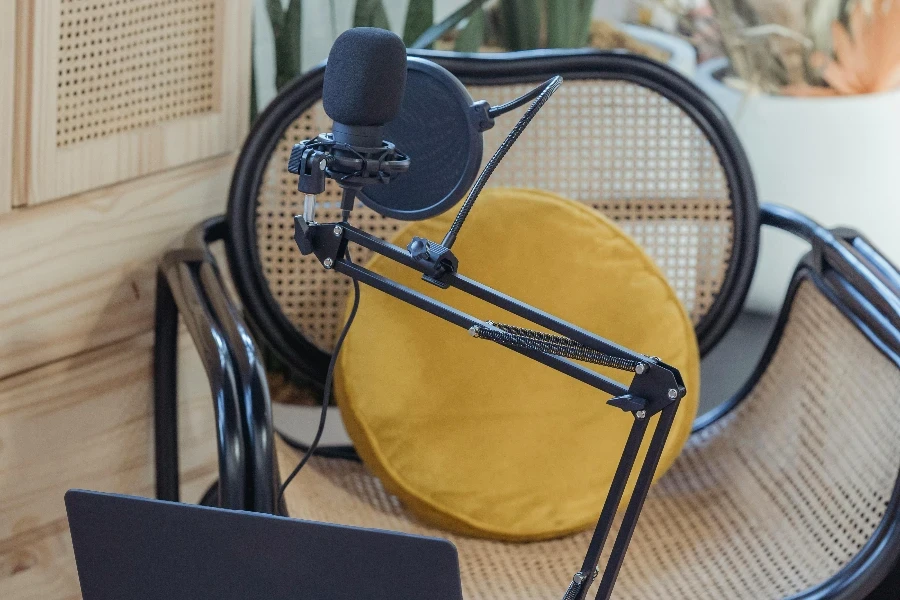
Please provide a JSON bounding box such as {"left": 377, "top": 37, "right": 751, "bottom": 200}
{"left": 784, "top": 0, "right": 900, "bottom": 96}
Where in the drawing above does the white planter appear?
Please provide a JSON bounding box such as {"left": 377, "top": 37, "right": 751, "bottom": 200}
{"left": 621, "top": 24, "right": 697, "bottom": 77}
{"left": 695, "top": 58, "right": 900, "bottom": 313}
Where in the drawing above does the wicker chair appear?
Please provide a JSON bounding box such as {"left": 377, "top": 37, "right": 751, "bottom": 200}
{"left": 153, "top": 50, "right": 900, "bottom": 599}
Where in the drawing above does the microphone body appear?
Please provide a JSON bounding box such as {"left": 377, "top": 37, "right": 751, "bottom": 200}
{"left": 288, "top": 27, "right": 410, "bottom": 212}
{"left": 326, "top": 27, "right": 407, "bottom": 152}
{"left": 322, "top": 28, "right": 408, "bottom": 132}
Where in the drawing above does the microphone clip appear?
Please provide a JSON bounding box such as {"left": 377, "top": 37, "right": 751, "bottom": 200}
{"left": 288, "top": 134, "right": 410, "bottom": 196}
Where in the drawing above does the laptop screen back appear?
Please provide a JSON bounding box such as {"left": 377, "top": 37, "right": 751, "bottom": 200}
{"left": 65, "top": 490, "right": 463, "bottom": 600}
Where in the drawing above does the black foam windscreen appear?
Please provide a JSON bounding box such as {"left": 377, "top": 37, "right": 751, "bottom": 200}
{"left": 358, "top": 58, "right": 484, "bottom": 221}
{"left": 323, "top": 28, "right": 407, "bottom": 126}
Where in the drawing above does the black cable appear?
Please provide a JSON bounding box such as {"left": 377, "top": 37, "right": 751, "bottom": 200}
{"left": 281, "top": 438, "right": 361, "bottom": 462}
{"left": 442, "top": 76, "right": 563, "bottom": 249}
{"left": 277, "top": 252, "right": 361, "bottom": 516}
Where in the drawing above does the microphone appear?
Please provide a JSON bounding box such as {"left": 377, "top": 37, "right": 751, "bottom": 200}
{"left": 323, "top": 27, "right": 407, "bottom": 148}
{"left": 288, "top": 27, "right": 411, "bottom": 221}
{"left": 289, "top": 26, "right": 551, "bottom": 231}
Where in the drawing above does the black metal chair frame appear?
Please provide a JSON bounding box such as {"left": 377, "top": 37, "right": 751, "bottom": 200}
{"left": 153, "top": 50, "right": 900, "bottom": 598}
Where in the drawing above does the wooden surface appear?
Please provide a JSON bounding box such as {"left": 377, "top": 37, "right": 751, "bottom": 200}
{"left": 0, "top": 331, "right": 219, "bottom": 599}
{"left": 0, "top": 2, "right": 14, "bottom": 214}
{"left": 16, "top": 0, "right": 251, "bottom": 206}
{"left": 0, "top": 3, "right": 252, "bottom": 598}
{"left": 0, "top": 154, "right": 234, "bottom": 380}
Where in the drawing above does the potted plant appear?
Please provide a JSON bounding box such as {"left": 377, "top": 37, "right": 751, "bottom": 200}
{"left": 260, "top": 0, "right": 696, "bottom": 106}
{"left": 693, "top": 0, "right": 900, "bottom": 311}
{"left": 428, "top": 0, "right": 696, "bottom": 74}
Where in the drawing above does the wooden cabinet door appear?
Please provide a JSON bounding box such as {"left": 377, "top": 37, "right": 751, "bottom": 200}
{"left": 15, "top": 0, "right": 251, "bottom": 206}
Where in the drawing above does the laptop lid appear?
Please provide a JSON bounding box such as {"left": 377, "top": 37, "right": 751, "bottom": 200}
{"left": 65, "top": 489, "right": 463, "bottom": 600}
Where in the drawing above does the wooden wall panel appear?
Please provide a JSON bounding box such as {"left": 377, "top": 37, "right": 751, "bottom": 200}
{"left": 0, "top": 154, "right": 234, "bottom": 380}
{"left": 16, "top": 0, "right": 251, "bottom": 206}
{"left": 0, "top": 2, "right": 14, "bottom": 214}
{"left": 0, "top": 332, "right": 218, "bottom": 599}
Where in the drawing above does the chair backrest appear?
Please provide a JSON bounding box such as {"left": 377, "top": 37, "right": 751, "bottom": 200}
{"left": 226, "top": 50, "right": 758, "bottom": 386}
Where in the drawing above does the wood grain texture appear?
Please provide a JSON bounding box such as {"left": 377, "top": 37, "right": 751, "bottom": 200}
{"left": 0, "top": 154, "right": 234, "bottom": 380}
{"left": 0, "top": 2, "right": 15, "bottom": 214}
{"left": 17, "top": 0, "right": 251, "bottom": 206}
{"left": 0, "top": 331, "right": 218, "bottom": 599}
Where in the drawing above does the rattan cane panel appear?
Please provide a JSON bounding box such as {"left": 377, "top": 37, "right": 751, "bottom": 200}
{"left": 56, "top": 0, "right": 217, "bottom": 147}
{"left": 278, "top": 280, "right": 900, "bottom": 599}
{"left": 255, "top": 81, "right": 735, "bottom": 353}
{"left": 471, "top": 81, "right": 733, "bottom": 323}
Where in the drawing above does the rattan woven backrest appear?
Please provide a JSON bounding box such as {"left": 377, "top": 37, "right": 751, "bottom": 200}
{"left": 233, "top": 52, "right": 757, "bottom": 379}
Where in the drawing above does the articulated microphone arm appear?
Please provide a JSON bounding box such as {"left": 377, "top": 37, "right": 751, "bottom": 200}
{"left": 293, "top": 31, "right": 681, "bottom": 596}
{"left": 294, "top": 215, "right": 685, "bottom": 600}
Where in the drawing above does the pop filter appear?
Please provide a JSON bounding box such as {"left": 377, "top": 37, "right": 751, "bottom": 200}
{"left": 358, "top": 57, "right": 492, "bottom": 221}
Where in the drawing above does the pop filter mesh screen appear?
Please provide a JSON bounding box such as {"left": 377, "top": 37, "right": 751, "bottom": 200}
{"left": 360, "top": 66, "right": 477, "bottom": 218}
{"left": 254, "top": 80, "right": 734, "bottom": 354}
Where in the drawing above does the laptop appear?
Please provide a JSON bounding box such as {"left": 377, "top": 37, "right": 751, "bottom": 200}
{"left": 65, "top": 489, "right": 464, "bottom": 600}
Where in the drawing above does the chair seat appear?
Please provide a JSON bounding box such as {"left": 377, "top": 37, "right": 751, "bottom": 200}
{"left": 278, "top": 281, "right": 900, "bottom": 599}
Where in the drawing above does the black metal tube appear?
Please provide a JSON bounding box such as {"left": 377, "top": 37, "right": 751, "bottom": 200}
{"left": 335, "top": 259, "right": 629, "bottom": 397}
{"left": 450, "top": 273, "right": 644, "bottom": 362}
{"left": 761, "top": 203, "right": 900, "bottom": 336}
{"left": 199, "top": 262, "right": 279, "bottom": 514}
{"left": 759, "top": 203, "right": 822, "bottom": 243}
{"left": 153, "top": 269, "right": 180, "bottom": 502}
{"left": 593, "top": 400, "right": 681, "bottom": 600}
{"left": 573, "top": 416, "right": 649, "bottom": 600}
{"left": 162, "top": 261, "right": 247, "bottom": 510}
{"left": 340, "top": 225, "right": 648, "bottom": 363}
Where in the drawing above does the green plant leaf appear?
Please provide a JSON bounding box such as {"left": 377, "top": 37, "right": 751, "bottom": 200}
{"left": 546, "top": 0, "right": 594, "bottom": 48}
{"left": 404, "top": 0, "right": 434, "bottom": 46}
{"left": 274, "top": 0, "right": 303, "bottom": 90}
{"left": 409, "top": 0, "right": 490, "bottom": 49}
{"left": 403, "top": 0, "right": 434, "bottom": 46}
{"left": 576, "top": 0, "right": 596, "bottom": 46}
{"left": 266, "top": 0, "right": 285, "bottom": 30}
{"left": 328, "top": 0, "right": 338, "bottom": 40}
{"left": 499, "top": 0, "right": 541, "bottom": 50}
{"left": 454, "top": 7, "right": 486, "bottom": 52}
{"left": 354, "top": 0, "right": 391, "bottom": 29}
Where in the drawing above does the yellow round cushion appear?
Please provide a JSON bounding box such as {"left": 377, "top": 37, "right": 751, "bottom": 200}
{"left": 335, "top": 188, "right": 699, "bottom": 541}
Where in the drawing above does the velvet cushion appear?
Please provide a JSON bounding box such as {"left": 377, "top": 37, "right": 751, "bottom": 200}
{"left": 335, "top": 188, "right": 699, "bottom": 541}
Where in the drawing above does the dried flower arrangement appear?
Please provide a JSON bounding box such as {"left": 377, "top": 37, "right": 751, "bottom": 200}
{"left": 705, "top": 0, "right": 900, "bottom": 95}
{"left": 786, "top": 0, "right": 900, "bottom": 95}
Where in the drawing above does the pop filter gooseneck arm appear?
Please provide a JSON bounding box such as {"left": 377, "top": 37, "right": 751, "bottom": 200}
{"left": 288, "top": 31, "right": 685, "bottom": 600}
{"left": 441, "top": 76, "right": 562, "bottom": 250}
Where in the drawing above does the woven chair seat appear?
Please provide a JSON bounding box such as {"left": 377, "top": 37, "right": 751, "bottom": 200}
{"left": 278, "top": 281, "right": 900, "bottom": 599}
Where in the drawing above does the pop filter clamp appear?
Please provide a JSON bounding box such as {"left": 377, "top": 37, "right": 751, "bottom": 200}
{"left": 288, "top": 37, "right": 686, "bottom": 600}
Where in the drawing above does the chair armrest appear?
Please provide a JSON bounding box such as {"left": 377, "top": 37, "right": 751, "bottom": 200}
{"left": 761, "top": 203, "right": 900, "bottom": 336}
{"left": 156, "top": 215, "right": 281, "bottom": 514}
{"left": 196, "top": 260, "right": 280, "bottom": 514}
{"left": 154, "top": 221, "right": 248, "bottom": 510}
{"left": 696, "top": 204, "right": 900, "bottom": 432}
